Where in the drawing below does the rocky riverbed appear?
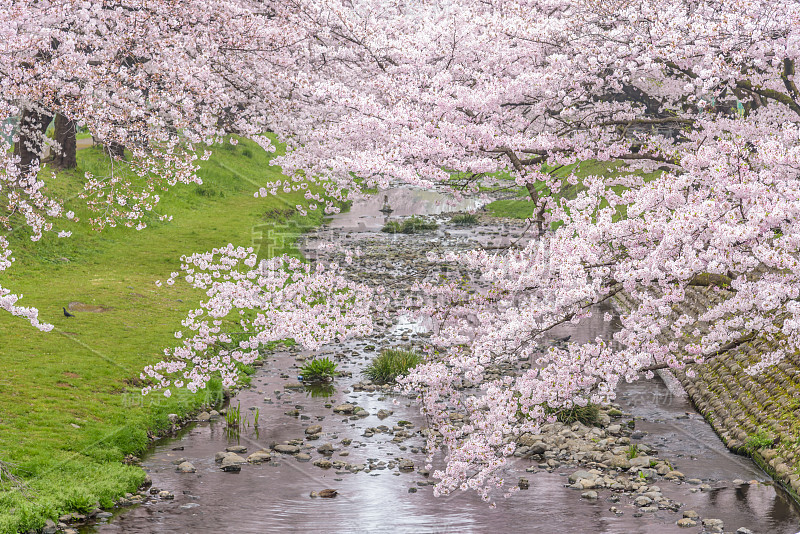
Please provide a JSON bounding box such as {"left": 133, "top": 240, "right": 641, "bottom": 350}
{"left": 74, "top": 188, "right": 800, "bottom": 534}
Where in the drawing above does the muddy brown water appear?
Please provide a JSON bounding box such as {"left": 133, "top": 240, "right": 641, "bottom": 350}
{"left": 87, "top": 188, "right": 800, "bottom": 533}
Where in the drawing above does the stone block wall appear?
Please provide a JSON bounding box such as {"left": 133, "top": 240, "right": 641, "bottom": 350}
{"left": 614, "top": 288, "right": 800, "bottom": 499}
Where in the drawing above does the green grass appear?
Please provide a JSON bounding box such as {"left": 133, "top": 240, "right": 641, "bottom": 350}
{"left": 381, "top": 216, "right": 439, "bottom": 234}
{"left": 363, "top": 349, "right": 422, "bottom": 384}
{"left": 0, "top": 136, "right": 325, "bottom": 533}
{"left": 485, "top": 160, "right": 659, "bottom": 221}
{"left": 485, "top": 199, "right": 537, "bottom": 219}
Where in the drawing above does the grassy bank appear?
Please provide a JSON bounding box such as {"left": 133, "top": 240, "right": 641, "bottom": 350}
{"left": 484, "top": 160, "right": 658, "bottom": 220}
{"left": 0, "top": 138, "right": 321, "bottom": 533}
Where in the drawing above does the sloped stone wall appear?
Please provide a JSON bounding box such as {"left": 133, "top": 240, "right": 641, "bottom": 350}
{"left": 614, "top": 288, "right": 800, "bottom": 498}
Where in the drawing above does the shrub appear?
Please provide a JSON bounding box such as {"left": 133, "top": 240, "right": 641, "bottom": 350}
{"left": 381, "top": 216, "right": 438, "bottom": 234}
{"left": 300, "top": 357, "right": 338, "bottom": 382}
{"left": 381, "top": 220, "right": 404, "bottom": 234}
{"left": 364, "top": 348, "right": 422, "bottom": 384}
{"left": 451, "top": 213, "right": 478, "bottom": 225}
{"left": 626, "top": 444, "right": 640, "bottom": 459}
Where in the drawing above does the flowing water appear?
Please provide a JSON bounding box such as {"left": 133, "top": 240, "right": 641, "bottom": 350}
{"left": 87, "top": 188, "right": 800, "bottom": 533}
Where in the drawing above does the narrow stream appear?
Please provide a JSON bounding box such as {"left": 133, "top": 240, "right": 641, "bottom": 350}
{"left": 88, "top": 188, "right": 800, "bottom": 533}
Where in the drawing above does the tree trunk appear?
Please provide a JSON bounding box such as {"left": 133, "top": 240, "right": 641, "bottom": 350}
{"left": 52, "top": 114, "right": 77, "bottom": 169}
{"left": 525, "top": 182, "right": 545, "bottom": 236}
{"left": 13, "top": 108, "right": 53, "bottom": 172}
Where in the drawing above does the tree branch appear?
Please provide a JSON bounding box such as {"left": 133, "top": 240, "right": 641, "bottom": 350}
{"left": 641, "top": 332, "right": 756, "bottom": 372}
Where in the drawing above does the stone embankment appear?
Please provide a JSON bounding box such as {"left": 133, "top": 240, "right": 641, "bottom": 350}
{"left": 615, "top": 286, "right": 800, "bottom": 500}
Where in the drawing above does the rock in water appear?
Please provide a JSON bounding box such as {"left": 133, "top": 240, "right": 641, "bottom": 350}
{"left": 305, "top": 424, "right": 323, "bottom": 435}
{"left": 220, "top": 453, "right": 246, "bottom": 472}
{"left": 175, "top": 461, "right": 196, "bottom": 473}
{"left": 247, "top": 450, "right": 272, "bottom": 463}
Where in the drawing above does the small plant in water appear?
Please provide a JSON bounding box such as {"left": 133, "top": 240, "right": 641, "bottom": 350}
{"left": 364, "top": 348, "right": 422, "bottom": 384}
{"left": 451, "top": 212, "right": 478, "bottom": 225}
{"left": 300, "top": 357, "right": 338, "bottom": 382}
{"left": 226, "top": 402, "right": 242, "bottom": 429}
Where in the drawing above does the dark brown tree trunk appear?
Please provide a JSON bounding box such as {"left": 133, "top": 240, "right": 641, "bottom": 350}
{"left": 13, "top": 108, "right": 53, "bottom": 172}
{"left": 106, "top": 141, "right": 125, "bottom": 160}
{"left": 52, "top": 114, "right": 77, "bottom": 169}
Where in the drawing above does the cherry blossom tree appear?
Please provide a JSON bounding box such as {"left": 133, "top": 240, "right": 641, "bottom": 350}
{"left": 0, "top": 0, "right": 308, "bottom": 328}
{"left": 262, "top": 0, "right": 800, "bottom": 497}
{"left": 6, "top": 0, "right": 800, "bottom": 500}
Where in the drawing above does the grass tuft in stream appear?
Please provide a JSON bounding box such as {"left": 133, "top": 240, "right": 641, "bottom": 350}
{"left": 226, "top": 402, "right": 242, "bottom": 429}
{"left": 545, "top": 403, "right": 600, "bottom": 426}
{"left": 450, "top": 213, "right": 478, "bottom": 225}
{"left": 364, "top": 349, "right": 422, "bottom": 384}
{"left": 382, "top": 216, "right": 438, "bottom": 234}
{"left": 300, "top": 357, "right": 338, "bottom": 382}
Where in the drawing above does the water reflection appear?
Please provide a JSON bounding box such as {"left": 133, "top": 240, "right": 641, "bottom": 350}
{"left": 304, "top": 383, "right": 336, "bottom": 398}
